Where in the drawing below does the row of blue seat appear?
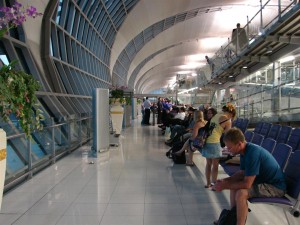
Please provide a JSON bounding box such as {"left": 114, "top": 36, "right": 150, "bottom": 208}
{"left": 222, "top": 136, "right": 292, "bottom": 175}
{"left": 232, "top": 118, "right": 300, "bottom": 152}
{"left": 232, "top": 117, "right": 249, "bottom": 133}
{"left": 251, "top": 122, "right": 300, "bottom": 151}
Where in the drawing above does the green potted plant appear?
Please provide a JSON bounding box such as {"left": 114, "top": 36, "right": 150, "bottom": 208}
{"left": 0, "top": 1, "right": 42, "bottom": 211}
{"left": 0, "top": 1, "right": 43, "bottom": 137}
{"left": 0, "top": 61, "right": 44, "bottom": 136}
{"left": 109, "top": 85, "right": 131, "bottom": 105}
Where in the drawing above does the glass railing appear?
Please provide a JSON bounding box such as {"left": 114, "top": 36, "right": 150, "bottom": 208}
{"left": 4, "top": 115, "right": 93, "bottom": 190}
{"left": 211, "top": 61, "right": 300, "bottom": 124}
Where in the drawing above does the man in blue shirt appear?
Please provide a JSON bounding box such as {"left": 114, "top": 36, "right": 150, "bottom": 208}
{"left": 214, "top": 128, "right": 286, "bottom": 225}
{"left": 143, "top": 97, "right": 152, "bottom": 125}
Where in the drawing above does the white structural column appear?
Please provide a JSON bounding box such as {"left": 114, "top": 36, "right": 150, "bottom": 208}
{"left": 0, "top": 129, "right": 6, "bottom": 211}
{"left": 92, "top": 89, "right": 110, "bottom": 155}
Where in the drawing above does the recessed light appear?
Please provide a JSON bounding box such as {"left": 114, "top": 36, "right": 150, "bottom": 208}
{"left": 243, "top": 66, "right": 248, "bottom": 69}
{"left": 229, "top": 75, "right": 233, "bottom": 78}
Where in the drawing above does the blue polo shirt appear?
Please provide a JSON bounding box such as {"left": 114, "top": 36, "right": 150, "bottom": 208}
{"left": 162, "top": 102, "right": 170, "bottom": 110}
{"left": 240, "top": 142, "right": 286, "bottom": 191}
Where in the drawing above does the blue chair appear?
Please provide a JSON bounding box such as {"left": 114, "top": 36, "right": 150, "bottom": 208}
{"left": 253, "top": 121, "right": 263, "bottom": 133}
{"left": 232, "top": 119, "right": 237, "bottom": 128}
{"left": 244, "top": 130, "right": 254, "bottom": 142}
{"left": 259, "top": 122, "right": 272, "bottom": 137}
{"left": 267, "top": 124, "right": 281, "bottom": 140}
{"left": 239, "top": 118, "right": 249, "bottom": 133}
{"left": 221, "top": 163, "right": 239, "bottom": 176}
{"left": 261, "top": 138, "right": 276, "bottom": 153}
{"left": 234, "top": 118, "right": 243, "bottom": 130}
{"left": 276, "top": 126, "right": 292, "bottom": 144}
{"left": 272, "top": 143, "right": 292, "bottom": 170}
{"left": 251, "top": 133, "right": 264, "bottom": 146}
{"left": 249, "top": 150, "right": 300, "bottom": 218}
{"left": 286, "top": 128, "right": 300, "bottom": 152}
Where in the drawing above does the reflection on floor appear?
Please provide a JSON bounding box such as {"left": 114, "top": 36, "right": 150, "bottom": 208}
{"left": 0, "top": 118, "right": 299, "bottom": 225}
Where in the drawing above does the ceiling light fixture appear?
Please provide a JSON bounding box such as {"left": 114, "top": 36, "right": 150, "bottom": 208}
{"left": 266, "top": 46, "right": 273, "bottom": 54}
{"left": 279, "top": 56, "right": 295, "bottom": 63}
{"left": 178, "top": 87, "right": 198, "bottom": 94}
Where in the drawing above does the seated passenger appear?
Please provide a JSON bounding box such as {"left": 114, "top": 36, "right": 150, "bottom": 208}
{"left": 163, "top": 106, "right": 186, "bottom": 129}
{"left": 165, "top": 107, "right": 195, "bottom": 146}
{"left": 174, "top": 110, "right": 206, "bottom": 166}
{"left": 174, "top": 107, "right": 186, "bottom": 120}
{"left": 213, "top": 128, "right": 286, "bottom": 225}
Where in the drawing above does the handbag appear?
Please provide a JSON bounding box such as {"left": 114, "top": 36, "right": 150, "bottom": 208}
{"left": 191, "top": 128, "right": 207, "bottom": 151}
{"left": 190, "top": 119, "right": 217, "bottom": 152}
{"left": 190, "top": 122, "right": 211, "bottom": 152}
{"left": 190, "top": 116, "right": 231, "bottom": 152}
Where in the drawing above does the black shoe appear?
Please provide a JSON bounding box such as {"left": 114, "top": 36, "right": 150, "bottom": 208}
{"left": 165, "top": 142, "right": 173, "bottom": 147}
{"left": 165, "top": 139, "right": 173, "bottom": 144}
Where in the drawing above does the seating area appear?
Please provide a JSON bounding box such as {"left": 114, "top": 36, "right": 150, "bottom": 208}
{"left": 233, "top": 120, "right": 300, "bottom": 152}
{"left": 221, "top": 120, "right": 300, "bottom": 218}
{"left": 232, "top": 117, "right": 249, "bottom": 133}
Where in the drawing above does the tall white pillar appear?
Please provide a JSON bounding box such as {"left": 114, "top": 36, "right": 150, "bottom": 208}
{"left": 92, "top": 89, "right": 110, "bottom": 156}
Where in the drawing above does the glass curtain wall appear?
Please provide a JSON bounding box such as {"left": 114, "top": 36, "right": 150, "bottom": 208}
{"left": 211, "top": 57, "right": 300, "bottom": 124}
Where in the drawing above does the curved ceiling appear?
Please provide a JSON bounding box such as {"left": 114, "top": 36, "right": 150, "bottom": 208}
{"left": 110, "top": 0, "right": 291, "bottom": 94}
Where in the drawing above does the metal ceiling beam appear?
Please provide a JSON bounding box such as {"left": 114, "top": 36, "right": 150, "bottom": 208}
{"left": 266, "top": 35, "right": 300, "bottom": 45}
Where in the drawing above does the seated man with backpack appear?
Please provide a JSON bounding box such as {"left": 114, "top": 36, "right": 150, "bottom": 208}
{"left": 213, "top": 128, "right": 286, "bottom": 225}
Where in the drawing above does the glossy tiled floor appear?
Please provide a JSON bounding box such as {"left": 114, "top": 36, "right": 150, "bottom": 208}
{"left": 0, "top": 117, "right": 299, "bottom": 225}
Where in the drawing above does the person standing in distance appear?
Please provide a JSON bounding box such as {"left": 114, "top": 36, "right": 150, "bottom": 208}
{"left": 143, "top": 97, "right": 152, "bottom": 125}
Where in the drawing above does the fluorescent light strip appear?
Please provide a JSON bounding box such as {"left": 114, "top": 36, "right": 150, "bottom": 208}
{"left": 178, "top": 87, "right": 198, "bottom": 94}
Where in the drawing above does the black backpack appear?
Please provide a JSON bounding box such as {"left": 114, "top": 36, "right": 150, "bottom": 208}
{"left": 217, "top": 206, "right": 237, "bottom": 225}
{"left": 165, "top": 141, "right": 186, "bottom": 164}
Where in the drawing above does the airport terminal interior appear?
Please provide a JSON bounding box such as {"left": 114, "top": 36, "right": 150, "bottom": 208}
{"left": 1, "top": 0, "right": 300, "bottom": 224}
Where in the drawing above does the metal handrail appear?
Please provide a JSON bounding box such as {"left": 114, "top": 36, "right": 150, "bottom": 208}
{"left": 4, "top": 115, "right": 93, "bottom": 192}
{"left": 6, "top": 116, "right": 92, "bottom": 140}
{"left": 210, "top": 0, "right": 297, "bottom": 76}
